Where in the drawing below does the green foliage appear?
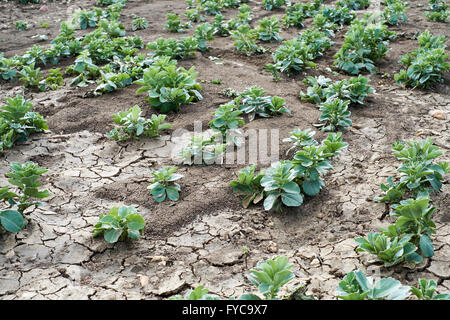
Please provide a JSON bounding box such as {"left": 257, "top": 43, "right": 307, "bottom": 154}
{"left": 18, "top": 63, "right": 45, "bottom": 91}
{"left": 336, "top": 269, "right": 411, "bottom": 300}
{"left": 239, "top": 256, "right": 294, "bottom": 300}
{"left": 202, "top": 0, "right": 223, "bottom": 15}
{"left": 0, "top": 95, "right": 47, "bottom": 153}
{"left": 282, "top": 3, "right": 307, "bottom": 28}
{"left": 336, "top": 0, "right": 370, "bottom": 10}
{"left": 0, "top": 161, "right": 49, "bottom": 233}
{"left": 169, "top": 286, "right": 221, "bottom": 300}
{"left": 93, "top": 206, "right": 145, "bottom": 243}
{"left": 382, "top": 0, "right": 408, "bottom": 25}
{"left": 289, "top": 131, "right": 347, "bottom": 197}
{"left": 236, "top": 86, "right": 290, "bottom": 121}
{"left": 384, "top": 198, "right": 436, "bottom": 258}
{"left": 194, "top": 22, "right": 214, "bottom": 51}
{"left": 74, "top": 10, "right": 98, "bottom": 29}
{"left": 355, "top": 232, "right": 423, "bottom": 267}
{"left": 425, "top": 0, "right": 449, "bottom": 22}
{"left": 212, "top": 14, "right": 230, "bottom": 36}
{"left": 394, "top": 30, "right": 450, "bottom": 89}
{"left": 0, "top": 54, "right": 20, "bottom": 81}
{"left": 135, "top": 57, "right": 203, "bottom": 113}
{"left": 147, "top": 37, "right": 199, "bottom": 60}
{"left": 131, "top": 15, "right": 148, "bottom": 31}
{"left": 99, "top": 19, "right": 126, "bottom": 37}
{"left": 313, "top": 14, "right": 338, "bottom": 37}
{"left": 229, "top": 129, "right": 346, "bottom": 211}
{"left": 411, "top": 279, "right": 450, "bottom": 300}
{"left": 45, "top": 68, "right": 64, "bottom": 90}
{"left": 262, "top": 0, "right": 286, "bottom": 11}
{"left": 260, "top": 161, "right": 303, "bottom": 211}
{"left": 393, "top": 138, "right": 449, "bottom": 197}
{"left": 148, "top": 166, "right": 183, "bottom": 203}
{"left": 320, "top": 5, "right": 356, "bottom": 25}
{"left": 300, "top": 75, "right": 333, "bottom": 104}
{"left": 185, "top": 7, "right": 206, "bottom": 22}
{"left": 165, "top": 13, "right": 190, "bottom": 33}
{"left": 301, "top": 75, "right": 375, "bottom": 105}
{"left": 94, "top": 70, "right": 132, "bottom": 94}
{"left": 230, "top": 164, "right": 265, "bottom": 209}
{"left": 314, "top": 98, "right": 352, "bottom": 132}
{"left": 179, "top": 134, "right": 226, "bottom": 165}
{"left": 15, "top": 21, "right": 28, "bottom": 31}
{"left": 237, "top": 4, "right": 253, "bottom": 23}
{"left": 209, "top": 101, "right": 244, "bottom": 146}
{"left": 231, "top": 24, "right": 265, "bottom": 56}
{"left": 267, "top": 30, "right": 333, "bottom": 78}
{"left": 334, "top": 19, "right": 396, "bottom": 75}
{"left": 107, "top": 105, "right": 171, "bottom": 141}
{"left": 257, "top": 17, "right": 282, "bottom": 42}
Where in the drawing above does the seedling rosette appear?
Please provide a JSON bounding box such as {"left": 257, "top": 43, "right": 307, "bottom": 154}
{"left": 148, "top": 166, "right": 183, "bottom": 203}
{"left": 93, "top": 206, "right": 145, "bottom": 243}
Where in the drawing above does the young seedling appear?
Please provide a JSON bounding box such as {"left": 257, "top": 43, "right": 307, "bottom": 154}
{"left": 0, "top": 95, "right": 48, "bottom": 153}
{"left": 169, "top": 286, "right": 220, "bottom": 300}
{"left": 230, "top": 164, "right": 265, "bottom": 208}
{"left": 355, "top": 232, "right": 423, "bottom": 267}
{"left": 45, "top": 68, "right": 64, "bottom": 90}
{"left": 148, "top": 166, "right": 183, "bottom": 203}
{"left": 261, "top": 0, "right": 286, "bottom": 11}
{"left": 260, "top": 161, "right": 303, "bottom": 212}
{"left": 256, "top": 16, "right": 282, "bottom": 42}
{"left": 132, "top": 15, "right": 148, "bottom": 31}
{"left": 15, "top": 21, "right": 28, "bottom": 31}
{"left": 179, "top": 134, "right": 226, "bottom": 165}
{"left": 0, "top": 162, "right": 49, "bottom": 233}
{"left": 231, "top": 24, "right": 265, "bottom": 56}
{"left": 93, "top": 206, "right": 146, "bottom": 243}
{"left": 336, "top": 269, "right": 411, "bottom": 300}
{"left": 237, "top": 86, "right": 290, "bottom": 121}
{"left": 134, "top": 57, "right": 203, "bottom": 113}
{"left": 239, "top": 256, "right": 294, "bottom": 300}
{"left": 107, "top": 105, "right": 172, "bottom": 141}
{"left": 410, "top": 279, "right": 450, "bottom": 300}
{"left": 314, "top": 98, "right": 352, "bottom": 132}
{"left": 209, "top": 101, "right": 245, "bottom": 146}
{"left": 194, "top": 23, "right": 214, "bottom": 51}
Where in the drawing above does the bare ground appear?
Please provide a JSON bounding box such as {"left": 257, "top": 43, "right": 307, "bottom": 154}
{"left": 0, "top": 0, "right": 449, "bottom": 299}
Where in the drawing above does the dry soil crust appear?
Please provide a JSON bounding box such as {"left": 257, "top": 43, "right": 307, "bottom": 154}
{"left": 0, "top": 0, "right": 449, "bottom": 300}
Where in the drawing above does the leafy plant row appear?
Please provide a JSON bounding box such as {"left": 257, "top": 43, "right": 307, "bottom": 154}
{"left": 355, "top": 139, "right": 449, "bottom": 267}
{"left": 167, "top": 255, "right": 450, "bottom": 300}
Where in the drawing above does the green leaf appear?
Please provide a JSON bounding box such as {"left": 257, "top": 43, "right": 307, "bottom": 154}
{"left": 104, "top": 228, "right": 122, "bottom": 243}
{"left": 419, "top": 234, "right": 434, "bottom": 258}
{"left": 238, "top": 294, "right": 262, "bottom": 300}
{"left": 0, "top": 210, "right": 24, "bottom": 232}
{"left": 281, "top": 192, "right": 303, "bottom": 207}
{"left": 126, "top": 214, "right": 146, "bottom": 231}
{"left": 166, "top": 187, "right": 180, "bottom": 201}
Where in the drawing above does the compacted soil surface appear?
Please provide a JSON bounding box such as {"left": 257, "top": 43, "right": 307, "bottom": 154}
{"left": 0, "top": 0, "right": 449, "bottom": 300}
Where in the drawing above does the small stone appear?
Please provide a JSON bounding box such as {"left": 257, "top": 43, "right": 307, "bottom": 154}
{"left": 39, "top": 5, "right": 48, "bottom": 12}
{"left": 205, "top": 248, "right": 243, "bottom": 266}
{"left": 316, "top": 213, "right": 324, "bottom": 219}
{"left": 147, "top": 256, "right": 169, "bottom": 262}
{"left": 5, "top": 250, "right": 15, "bottom": 259}
{"left": 429, "top": 110, "right": 446, "bottom": 120}
{"left": 139, "top": 275, "right": 149, "bottom": 287}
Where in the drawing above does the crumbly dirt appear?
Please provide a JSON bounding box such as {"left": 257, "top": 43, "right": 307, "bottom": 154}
{"left": 0, "top": 0, "right": 449, "bottom": 300}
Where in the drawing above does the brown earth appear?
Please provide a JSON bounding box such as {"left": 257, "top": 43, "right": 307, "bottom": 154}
{"left": 0, "top": 0, "right": 449, "bottom": 300}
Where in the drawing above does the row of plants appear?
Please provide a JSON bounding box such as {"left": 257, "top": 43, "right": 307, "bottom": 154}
{"left": 354, "top": 139, "right": 449, "bottom": 267}
{"left": 395, "top": 30, "right": 450, "bottom": 89}
{"left": 168, "top": 255, "right": 450, "bottom": 300}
